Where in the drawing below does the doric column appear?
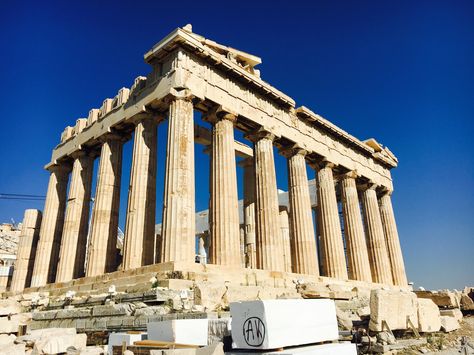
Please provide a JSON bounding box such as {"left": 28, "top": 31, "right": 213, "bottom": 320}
{"left": 279, "top": 207, "right": 292, "bottom": 273}
{"left": 31, "top": 164, "right": 70, "bottom": 287}
{"left": 160, "top": 95, "right": 195, "bottom": 263}
{"left": 241, "top": 158, "right": 257, "bottom": 268}
{"left": 340, "top": 172, "right": 372, "bottom": 282}
{"left": 208, "top": 111, "right": 241, "bottom": 266}
{"left": 379, "top": 191, "right": 408, "bottom": 286}
{"left": 56, "top": 152, "right": 94, "bottom": 282}
{"left": 361, "top": 184, "right": 393, "bottom": 285}
{"left": 250, "top": 130, "right": 285, "bottom": 271}
{"left": 10, "top": 209, "right": 42, "bottom": 292}
{"left": 285, "top": 148, "right": 319, "bottom": 275}
{"left": 315, "top": 161, "right": 348, "bottom": 279}
{"left": 86, "top": 135, "right": 123, "bottom": 277}
{"left": 122, "top": 116, "right": 158, "bottom": 270}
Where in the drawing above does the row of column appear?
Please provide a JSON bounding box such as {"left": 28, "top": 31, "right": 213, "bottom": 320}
{"left": 12, "top": 95, "right": 407, "bottom": 292}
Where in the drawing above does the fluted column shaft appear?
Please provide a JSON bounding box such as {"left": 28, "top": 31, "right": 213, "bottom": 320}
{"left": 340, "top": 173, "right": 372, "bottom": 282}
{"left": 56, "top": 153, "right": 93, "bottom": 282}
{"left": 253, "top": 133, "right": 285, "bottom": 271}
{"left": 161, "top": 97, "right": 195, "bottom": 263}
{"left": 287, "top": 150, "right": 319, "bottom": 275}
{"left": 242, "top": 158, "right": 257, "bottom": 268}
{"left": 123, "top": 117, "right": 157, "bottom": 269}
{"left": 279, "top": 207, "right": 292, "bottom": 272}
{"left": 379, "top": 192, "right": 407, "bottom": 286}
{"left": 209, "top": 114, "right": 241, "bottom": 266}
{"left": 361, "top": 185, "right": 393, "bottom": 285}
{"left": 86, "top": 136, "right": 123, "bottom": 277}
{"left": 31, "top": 165, "right": 70, "bottom": 287}
{"left": 11, "top": 209, "right": 42, "bottom": 292}
{"left": 316, "top": 163, "right": 348, "bottom": 279}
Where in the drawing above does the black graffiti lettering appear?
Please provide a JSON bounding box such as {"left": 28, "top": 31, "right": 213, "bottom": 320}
{"left": 242, "top": 317, "right": 265, "bottom": 347}
{"left": 246, "top": 318, "right": 254, "bottom": 341}
{"left": 255, "top": 319, "right": 263, "bottom": 339}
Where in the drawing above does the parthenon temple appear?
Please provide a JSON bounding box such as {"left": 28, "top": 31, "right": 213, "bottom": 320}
{"left": 10, "top": 25, "right": 407, "bottom": 294}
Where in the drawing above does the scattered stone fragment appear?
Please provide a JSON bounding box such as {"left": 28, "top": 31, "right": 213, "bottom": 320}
{"left": 369, "top": 289, "right": 418, "bottom": 331}
{"left": 439, "top": 308, "right": 463, "bottom": 322}
{"left": 417, "top": 298, "right": 441, "bottom": 332}
{"left": 440, "top": 316, "right": 460, "bottom": 332}
{"left": 0, "top": 299, "right": 21, "bottom": 316}
{"left": 416, "top": 290, "right": 460, "bottom": 308}
{"left": 33, "top": 332, "right": 87, "bottom": 354}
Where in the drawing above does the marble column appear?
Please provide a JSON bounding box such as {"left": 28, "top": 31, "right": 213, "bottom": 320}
{"left": 31, "top": 164, "right": 70, "bottom": 287}
{"left": 340, "top": 172, "right": 372, "bottom": 282}
{"left": 279, "top": 207, "right": 292, "bottom": 273}
{"left": 252, "top": 131, "right": 285, "bottom": 271}
{"left": 122, "top": 117, "right": 158, "bottom": 270}
{"left": 286, "top": 148, "right": 319, "bottom": 275}
{"left": 208, "top": 113, "right": 241, "bottom": 266}
{"left": 161, "top": 96, "right": 195, "bottom": 263}
{"left": 86, "top": 135, "right": 123, "bottom": 277}
{"left": 379, "top": 191, "right": 408, "bottom": 286}
{"left": 361, "top": 184, "right": 393, "bottom": 285}
{"left": 315, "top": 162, "right": 348, "bottom": 279}
{"left": 10, "top": 209, "right": 42, "bottom": 292}
{"left": 241, "top": 158, "right": 257, "bottom": 268}
{"left": 56, "top": 152, "right": 94, "bottom": 282}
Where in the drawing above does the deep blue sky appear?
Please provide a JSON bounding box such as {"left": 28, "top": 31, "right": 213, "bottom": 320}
{"left": 1, "top": 1, "right": 473, "bottom": 290}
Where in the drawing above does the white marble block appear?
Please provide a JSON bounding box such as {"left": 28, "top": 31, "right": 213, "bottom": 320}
{"left": 147, "top": 319, "right": 209, "bottom": 346}
{"left": 230, "top": 299, "right": 339, "bottom": 350}
{"left": 227, "top": 342, "right": 357, "bottom": 355}
{"left": 108, "top": 332, "right": 147, "bottom": 354}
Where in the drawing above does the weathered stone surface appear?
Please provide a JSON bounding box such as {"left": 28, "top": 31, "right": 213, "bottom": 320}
{"left": 439, "top": 308, "right": 463, "bottom": 322}
{"left": 0, "top": 299, "right": 21, "bottom": 316}
{"left": 134, "top": 306, "right": 170, "bottom": 316}
{"left": 0, "top": 313, "right": 31, "bottom": 334}
{"left": 417, "top": 298, "right": 441, "bottom": 332}
{"left": 0, "top": 334, "right": 15, "bottom": 346}
{"left": 92, "top": 303, "right": 135, "bottom": 317}
{"left": 0, "top": 343, "right": 25, "bottom": 355}
{"left": 336, "top": 306, "right": 354, "bottom": 330}
{"left": 33, "top": 333, "right": 87, "bottom": 354}
{"left": 208, "top": 319, "right": 230, "bottom": 346}
{"left": 460, "top": 293, "right": 474, "bottom": 311}
{"left": 56, "top": 307, "right": 92, "bottom": 319}
{"left": 440, "top": 316, "right": 460, "bottom": 332}
{"left": 297, "top": 283, "right": 352, "bottom": 300}
{"left": 33, "top": 310, "right": 61, "bottom": 321}
{"left": 369, "top": 289, "right": 418, "bottom": 331}
{"left": 415, "top": 290, "right": 460, "bottom": 308}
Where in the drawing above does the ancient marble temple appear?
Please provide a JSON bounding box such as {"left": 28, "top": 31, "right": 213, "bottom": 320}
{"left": 10, "top": 25, "right": 407, "bottom": 293}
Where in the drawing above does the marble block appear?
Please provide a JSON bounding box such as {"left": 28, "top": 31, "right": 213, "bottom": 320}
{"left": 230, "top": 299, "right": 339, "bottom": 350}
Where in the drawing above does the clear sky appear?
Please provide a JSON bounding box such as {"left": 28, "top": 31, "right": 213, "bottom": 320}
{"left": 1, "top": 0, "right": 473, "bottom": 290}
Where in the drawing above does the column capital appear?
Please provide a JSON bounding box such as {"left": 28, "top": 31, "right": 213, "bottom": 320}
{"left": 310, "top": 159, "right": 336, "bottom": 170}
{"left": 279, "top": 144, "right": 308, "bottom": 158}
{"left": 245, "top": 127, "right": 278, "bottom": 143}
{"left": 203, "top": 106, "right": 238, "bottom": 124}
{"left": 378, "top": 186, "right": 394, "bottom": 197}
{"left": 365, "top": 181, "right": 379, "bottom": 191}
{"left": 341, "top": 170, "right": 359, "bottom": 180}
{"left": 129, "top": 112, "right": 165, "bottom": 126}
{"left": 46, "top": 163, "right": 71, "bottom": 174}
{"left": 70, "top": 149, "right": 94, "bottom": 160}
{"left": 99, "top": 132, "right": 128, "bottom": 143}
{"left": 166, "top": 88, "right": 194, "bottom": 103}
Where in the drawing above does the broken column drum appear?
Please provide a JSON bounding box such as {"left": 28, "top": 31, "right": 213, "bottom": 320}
{"left": 26, "top": 26, "right": 407, "bottom": 290}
